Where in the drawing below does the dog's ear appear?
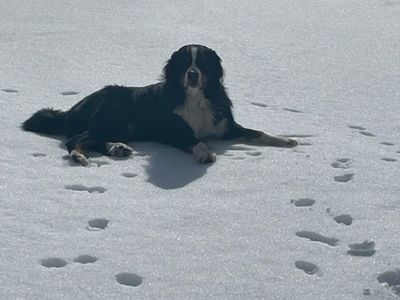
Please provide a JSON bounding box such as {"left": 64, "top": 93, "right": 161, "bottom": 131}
{"left": 210, "top": 50, "right": 224, "bottom": 83}
{"left": 162, "top": 50, "right": 180, "bottom": 83}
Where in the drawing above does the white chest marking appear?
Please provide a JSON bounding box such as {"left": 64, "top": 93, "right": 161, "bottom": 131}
{"left": 174, "top": 90, "right": 227, "bottom": 139}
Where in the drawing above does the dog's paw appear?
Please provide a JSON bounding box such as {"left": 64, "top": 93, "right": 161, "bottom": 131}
{"left": 106, "top": 142, "right": 133, "bottom": 157}
{"left": 259, "top": 133, "right": 297, "bottom": 148}
{"left": 285, "top": 137, "right": 298, "bottom": 147}
{"left": 70, "top": 150, "right": 89, "bottom": 166}
{"left": 193, "top": 142, "right": 216, "bottom": 164}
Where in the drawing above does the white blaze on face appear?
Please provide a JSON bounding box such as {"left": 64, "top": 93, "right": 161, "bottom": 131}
{"left": 184, "top": 46, "right": 202, "bottom": 89}
{"left": 191, "top": 46, "right": 197, "bottom": 68}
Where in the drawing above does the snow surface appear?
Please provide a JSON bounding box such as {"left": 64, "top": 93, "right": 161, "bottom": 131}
{"left": 1, "top": 0, "right": 400, "bottom": 299}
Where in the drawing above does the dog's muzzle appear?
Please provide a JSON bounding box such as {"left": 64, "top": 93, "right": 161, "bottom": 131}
{"left": 185, "top": 69, "right": 201, "bottom": 88}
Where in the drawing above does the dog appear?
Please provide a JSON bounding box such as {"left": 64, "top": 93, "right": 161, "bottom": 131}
{"left": 23, "top": 44, "right": 297, "bottom": 166}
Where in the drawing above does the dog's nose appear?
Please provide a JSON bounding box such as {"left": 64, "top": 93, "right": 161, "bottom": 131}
{"left": 187, "top": 69, "right": 199, "bottom": 81}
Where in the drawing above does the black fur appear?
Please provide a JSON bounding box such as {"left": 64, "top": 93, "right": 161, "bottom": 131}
{"left": 23, "top": 44, "right": 296, "bottom": 165}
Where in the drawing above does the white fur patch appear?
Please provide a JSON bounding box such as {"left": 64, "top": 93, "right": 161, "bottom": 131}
{"left": 174, "top": 89, "right": 227, "bottom": 139}
{"left": 106, "top": 142, "right": 133, "bottom": 157}
{"left": 183, "top": 46, "right": 202, "bottom": 88}
{"left": 70, "top": 150, "right": 89, "bottom": 166}
{"left": 193, "top": 142, "right": 216, "bottom": 163}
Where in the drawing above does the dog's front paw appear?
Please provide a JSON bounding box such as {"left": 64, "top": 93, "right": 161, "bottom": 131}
{"left": 106, "top": 142, "right": 133, "bottom": 157}
{"left": 285, "top": 137, "right": 297, "bottom": 147}
{"left": 70, "top": 150, "right": 89, "bottom": 166}
{"left": 193, "top": 142, "right": 216, "bottom": 164}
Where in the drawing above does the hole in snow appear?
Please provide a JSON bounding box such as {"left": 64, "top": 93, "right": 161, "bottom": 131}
{"left": 250, "top": 102, "right": 268, "bottom": 108}
{"left": 334, "top": 173, "right": 354, "bottom": 183}
{"left": 292, "top": 198, "right": 315, "bottom": 207}
{"left": 283, "top": 108, "right": 303, "bottom": 113}
{"left": 1, "top": 88, "right": 19, "bottom": 93}
{"left": 115, "top": 272, "right": 143, "bottom": 287}
{"left": 32, "top": 153, "right": 47, "bottom": 157}
{"left": 334, "top": 214, "right": 353, "bottom": 225}
{"left": 378, "top": 269, "right": 400, "bottom": 296}
{"left": 331, "top": 158, "right": 351, "bottom": 169}
{"left": 359, "top": 131, "right": 375, "bottom": 137}
{"left": 348, "top": 125, "right": 366, "bottom": 131}
{"left": 295, "top": 260, "right": 318, "bottom": 275}
{"left": 122, "top": 172, "right": 138, "bottom": 178}
{"left": 61, "top": 91, "right": 80, "bottom": 96}
{"left": 347, "top": 241, "right": 376, "bottom": 257}
{"left": 88, "top": 218, "right": 109, "bottom": 230}
{"left": 296, "top": 231, "right": 339, "bottom": 246}
{"left": 73, "top": 255, "right": 97, "bottom": 264}
{"left": 382, "top": 157, "right": 397, "bottom": 162}
{"left": 381, "top": 142, "right": 394, "bottom": 146}
{"left": 40, "top": 257, "right": 67, "bottom": 268}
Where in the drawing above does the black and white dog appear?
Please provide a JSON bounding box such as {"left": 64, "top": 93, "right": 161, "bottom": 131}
{"left": 23, "top": 44, "right": 296, "bottom": 166}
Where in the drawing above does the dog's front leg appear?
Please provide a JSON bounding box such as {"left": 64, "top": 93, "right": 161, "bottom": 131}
{"left": 157, "top": 114, "right": 216, "bottom": 164}
{"left": 225, "top": 123, "right": 297, "bottom": 147}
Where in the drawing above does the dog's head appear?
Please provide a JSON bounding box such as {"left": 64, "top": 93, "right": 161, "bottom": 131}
{"left": 163, "top": 44, "right": 223, "bottom": 91}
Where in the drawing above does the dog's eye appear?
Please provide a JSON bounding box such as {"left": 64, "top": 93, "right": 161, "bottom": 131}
{"left": 196, "top": 57, "right": 208, "bottom": 69}
{"left": 178, "top": 55, "right": 191, "bottom": 68}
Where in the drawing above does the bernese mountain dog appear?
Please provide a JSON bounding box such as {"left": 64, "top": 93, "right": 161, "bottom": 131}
{"left": 23, "top": 44, "right": 297, "bottom": 166}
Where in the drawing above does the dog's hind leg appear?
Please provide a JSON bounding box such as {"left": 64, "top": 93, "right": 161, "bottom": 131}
{"left": 66, "top": 132, "right": 133, "bottom": 166}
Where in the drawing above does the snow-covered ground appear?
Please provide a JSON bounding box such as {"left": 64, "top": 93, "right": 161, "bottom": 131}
{"left": 1, "top": 0, "right": 400, "bottom": 299}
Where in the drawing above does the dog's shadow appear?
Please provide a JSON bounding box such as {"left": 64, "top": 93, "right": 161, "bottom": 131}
{"left": 45, "top": 135, "right": 225, "bottom": 190}
{"left": 132, "top": 142, "right": 213, "bottom": 190}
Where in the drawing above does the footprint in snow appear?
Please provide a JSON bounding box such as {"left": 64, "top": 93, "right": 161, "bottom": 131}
{"left": 283, "top": 108, "right": 303, "bottom": 114}
{"left": 296, "top": 231, "right": 339, "bottom": 246}
{"left": 40, "top": 257, "right": 67, "bottom": 268}
{"left": 1, "top": 88, "right": 19, "bottom": 93}
{"left": 381, "top": 142, "right": 395, "bottom": 146}
{"left": 382, "top": 157, "right": 397, "bottom": 162}
{"left": 331, "top": 158, "right": 352, "bottom": 169}
{"left": 334, "top": 214, "right": 353, "bottom": 225}
{"left": 363, "top": 289, "right": 371, "bottom": 296}
{"left": 348, "top": 125, "right": 366, "bottom": 131}
{"left": 73, "top": 255, "right": 98, "bottom": 264}
{"left": 378, "top": 269, "right": 400, "bottom": 296}
{"left": 61, "top": 91, "right": 80, "bottom": 96}
{"left": 122, "top": 172, "right": 138, "bottom": 178}
{"left": 87, "top": 218, "right": 109, "bottom": 230}
{"left": 295, "top": 260, "right": 319, "bottom": 275}
{"left": 115, "top": 272, "right": 143, "bottom": 287}
{"left": 347, "top": 241, "right": 376, "bottom": 257}
{"left": 31, "top": 153, "right": 47, "bottom": 157}
{"left": 359, "top": 131, "right": 376, "bottom": 137}
{"left": 291, "top": 198, "right": 315, "bottom": 207}
{"left": 334, "top": 173, "right": 354, "bottom": 183}
{"left": 65, "top": 184, "right": 107, "bottom": 194}
{"left": 251, "top": 102, "right": 268, "bottom": 108}
{"left": 348, "top": 125, "right": 375, "bottom": 137}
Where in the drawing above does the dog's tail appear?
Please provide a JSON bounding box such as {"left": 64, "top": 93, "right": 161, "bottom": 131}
{"left": 22, "top": 108, "right": 67, "bottom": 135}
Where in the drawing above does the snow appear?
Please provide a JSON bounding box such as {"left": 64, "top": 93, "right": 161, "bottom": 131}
{"left": 1, "top": 0, "right": 400, "bottom": 299}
